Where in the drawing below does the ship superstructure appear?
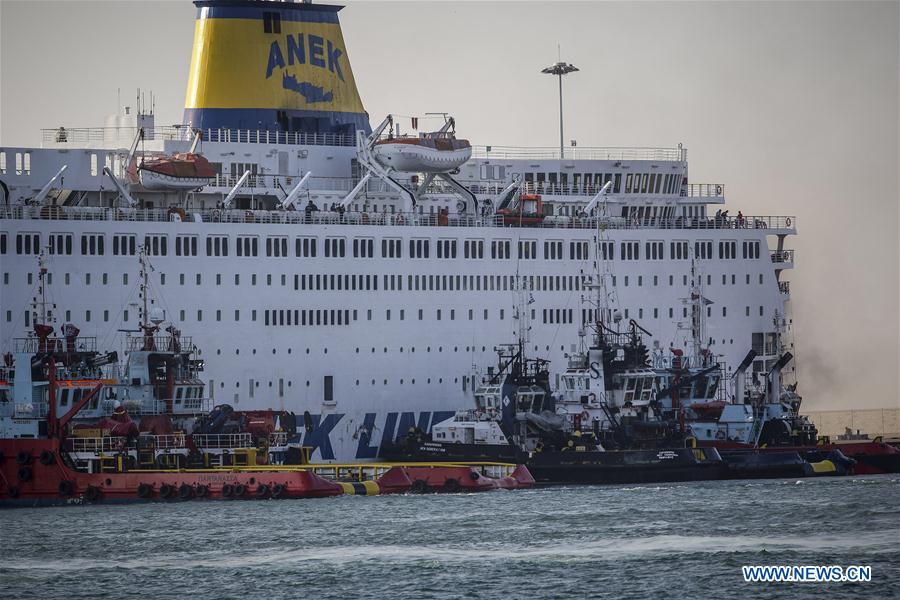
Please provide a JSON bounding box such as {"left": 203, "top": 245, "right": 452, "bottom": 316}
{"left": 0, "top": 0, "right": 796, "bottom": 462}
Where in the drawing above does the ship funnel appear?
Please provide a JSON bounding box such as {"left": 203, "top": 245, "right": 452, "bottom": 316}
{"left": 184, "top": 0, "right": 370, "bottom": 135}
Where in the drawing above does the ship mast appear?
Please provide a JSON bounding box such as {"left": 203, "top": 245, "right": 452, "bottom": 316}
{"left": 139, "top": 245, "right": 149, "bottom": 329}
{"left": 34, "top": 252, "right": 50, "bottom": 326}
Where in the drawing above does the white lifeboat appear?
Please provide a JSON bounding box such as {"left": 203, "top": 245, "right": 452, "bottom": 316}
{"left": 372, "top": 134, "right": 472, "bottom": 173}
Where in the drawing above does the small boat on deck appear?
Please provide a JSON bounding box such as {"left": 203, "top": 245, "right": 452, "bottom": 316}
{"left": 136, "top": 153, "right": 216, "bottom": 191}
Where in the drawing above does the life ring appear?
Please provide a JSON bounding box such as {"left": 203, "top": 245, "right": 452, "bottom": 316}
{"left": 211, "top": 209, "right": 222, "bottom": 222}
{"left": 469, "top": 471, "right": 480, "bottom": 481}
{"left": 179, "top": 484, "right": 194, "bottom": 499}
{"left": 39, "top": 450, "right": 55, "bottom": 466}
{"left": 16, "top": 450, "right": 31, "bottom": 465}
{"left": 17, "top": 466, "right": 32, "bottom": 482}
{"left": 168, "top": 207, "right": 187, "bottom": 222}
{"left": 84, "top": 485, "right": 101, "bottom": 502}
{"left": 58, "top": 480, "right": 74, "bottom": 496}
{"left": 271, "top": 483, "right": 286, "bottom": 499}
{"left": 785, "top": 217, "right": 792, "bottom": 227}
{"left": 221, "top": 484, "right": 234, "bottom": 498}
{"left": 715, "top": 185, "right": 723, "bottom": 195}
{"left": 255, "top": 484, "right": 270, "bottom": 498}
{"left": 137, "top": 483, "right": 153, "bottom": 498}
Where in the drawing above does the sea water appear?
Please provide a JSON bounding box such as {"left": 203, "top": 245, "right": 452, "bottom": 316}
{"left": 1, "top": 475, "right": 897, "bottom": 599}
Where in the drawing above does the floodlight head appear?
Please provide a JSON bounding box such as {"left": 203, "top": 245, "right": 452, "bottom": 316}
{"left": 541, "top": 62, "right": 579, "bottom": 76}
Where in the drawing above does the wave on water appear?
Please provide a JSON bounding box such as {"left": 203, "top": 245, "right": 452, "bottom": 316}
{"left": 5, "top": 530, "right": 897, "bottom": 573}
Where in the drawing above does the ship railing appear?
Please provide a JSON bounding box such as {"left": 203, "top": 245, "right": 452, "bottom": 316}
{"left": 303, "top": 462, "right": 522, "bottom": 482}
{"left": 470, "top": 145, "right": 686, "bottom": 161}
{"left": 269, "top": 431, "right": 289, "bottom": 447}
{"left": 41, "top": 126, "right": 355, "bottom": 148}
{"left": 202, "top": 174, "right": 720, "bottom": 199}
{"left": 11, "top": 336, "right": 98, "bottom": 354}
{"left": 0, "top": 204, "right": 797, "bottom": 232}
{"left": 192, "top": 432, "right": 254, "bottom": 449}
{"left": 779, "top": 281, "right": 791, "bottom": 295}
{"left": 770, "top": 250, "right": 794, "bottom": 263}
{"left": 101, "top": 399, "right": 167, "bottom": 416}
{"left": 14, "top": 402, "right": 49, "bottom": 418}
{"left": 125, "top": 334, "right": 193, "bottom": 353}
{"left": 65, "top": 434, "right": 189, "bottom": 453}
{"left": 98, "top": 397, "right": 211, "bottom": 416}
{"left": 685, "top": 183, "right": 725, "bottom": 198}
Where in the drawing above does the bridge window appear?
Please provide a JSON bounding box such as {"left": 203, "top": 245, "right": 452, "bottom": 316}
{"left": 409, "top": 239, "right": 430, "bottom": 258}
{"left": 262, "top": 11, "right": 281, "bottom": 34}
{"left": 353, "top": 238, "right": 374, "bottom": 258}
{"left": 16, "top": 233, "right": 39, "bottom": 255}
{"left": 382, "top": 238, "right": 402, "bottom": 258}
{"left": 236, "top": 236, "right": 258, "bottom": 257}
{"left": 437, "top": 239, "right": 457, "bottom": 259}
{"left": 465, "top": 239, "right": 484, "bottom": 259}
{"left": 490, "top": 240, "right": 510, "bottom": 259}
{"left": 266, "top": 236, "right": 288, "bottom": 257}
{"left": 742, "top": 240, "right": 760, "bottom": 259}
{"left": 694, "top": 240, "right": 713, "bottom": 260}
{"left": 296, "top": 237, "right": 317, "bottom": 258}
{"left": 570, "top": 240, "right": 589, "bottom": 260}
{"left": 645, "top": 241, "right": 664, "bottom": 260}
{"left": 620, "top": 241, "right": 640, "bottom": 260}
{"left": 175, "top": 235, "right": 198, "bottom": 257}
{"left": 81, "top": 233, "right": 104, "bottom": 256}
{"left": 205, "top": 235, "right": 227, "bottom": 257}
{"left": 48, "top": 233, "right": 72, "bottom": 255}
{"left": 113, "top": 234, "right": 136, "bottom": 256}
{"left": 719, "top": 240, "right": 736, "bottom": 259}
{"left": 144, "top": 235, "right": 167, "bottom": 256}
{"left": 324, "top": 237, "right": 345, "bottom": 257}
{"left": 544, "top": 240, "right": 563, "bottom": 260}
{"left": 517, "top": 240, "right": 537, "bottom": 260}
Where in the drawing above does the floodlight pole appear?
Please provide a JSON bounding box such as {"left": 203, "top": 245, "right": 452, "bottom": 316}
{"left": 541, "top": 61, "right": 579, "bottom": 160}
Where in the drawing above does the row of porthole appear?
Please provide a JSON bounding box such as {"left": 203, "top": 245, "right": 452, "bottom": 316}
{"left": 218, "top": 378, "right": 451, "bottom": 389}
{"left": 215, "top": 344, "right": 569, "bottom": 356}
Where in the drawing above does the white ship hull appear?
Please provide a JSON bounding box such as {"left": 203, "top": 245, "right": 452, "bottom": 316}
{"left": 0, "top": 209, "right": 794, "bottom": 462}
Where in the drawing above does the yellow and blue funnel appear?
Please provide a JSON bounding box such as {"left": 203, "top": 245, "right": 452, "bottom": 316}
{"left": 184, "top": 0, "right": 370, "bottom": 135}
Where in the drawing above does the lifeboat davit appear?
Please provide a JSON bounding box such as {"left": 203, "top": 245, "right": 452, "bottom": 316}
{"left": 135, "top": 153, "right": 216, "bottom": 191}
{"left": 372, "top": 135, "right": 472, "bottom": 173}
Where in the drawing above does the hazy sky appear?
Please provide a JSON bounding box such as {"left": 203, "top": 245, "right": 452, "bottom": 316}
{"left": 1, "top": 1, "right": 898, "bottom": 410}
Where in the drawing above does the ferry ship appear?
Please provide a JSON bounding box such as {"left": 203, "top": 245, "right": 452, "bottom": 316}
{"left": 0, "top": 0, "right": 797, "bottom": 462}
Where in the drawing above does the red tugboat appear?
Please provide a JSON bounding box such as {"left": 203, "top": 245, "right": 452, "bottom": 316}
{"left": 0, "top": 253, "right": 532, "bottom": 506}
{"left": 0, "top": 253, "right": 342, "bottom": 506}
